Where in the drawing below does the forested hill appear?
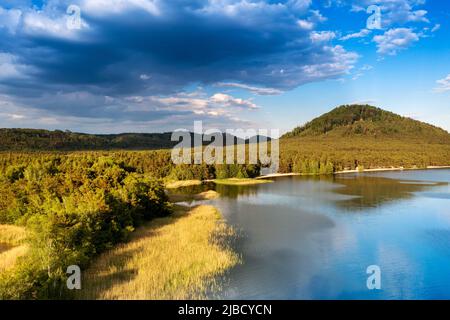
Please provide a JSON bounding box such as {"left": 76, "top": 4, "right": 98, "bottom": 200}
{"left": 282, "top": 105, "right": 450, "bottom": 143}
{"left": 0, "top": 129, "right": 178, "bottom": 151}
{"left": 0, "top": 129, "right": 265, "bottom": 151}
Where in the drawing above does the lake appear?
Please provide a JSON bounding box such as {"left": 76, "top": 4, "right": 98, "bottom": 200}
{"left": 178, "top": 169, "right": 450, "bottom": 299}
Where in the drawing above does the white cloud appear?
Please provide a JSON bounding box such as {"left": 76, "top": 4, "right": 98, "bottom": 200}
{"left": 350, "top": 99, "right": 377, "bottom": 105}
{"left": 263, "top": 45, "right": 358, "bottom": 87}
{"left": 210, "top": 93, "right": 258, "bottom": 109}
{"left": 82, "top": 0, "right": 160, "bottom": 16}
{"left": 396, "top": 8, "right": 429, "bottom": 24}
{"left": 373, "top": 28, "right": 419, "bottom": 55}
{"left": 0, "top": 95, "right": 61, "bottom": 128}
{"left": 352, "top": 73, "right": 363, "bottom": 80}
{"left": 297, "top": 9, "right": 327, "bottom": 30}
{"left": 140, "top": 74, "right": 151, "bottom": 80}
{"left": 310, "top": 31, "right": 336, "bottom": 43}
{"left": 340, "top": 29, "right": 371, "bottom": 41}
{"left": 288, "top": 0, "right": 312, "bottom": 13}
{"left": 350, "top": 64, "right": 373, "bottom": 80}
{"left": 0, "top": 7, "right": 22, "bottom": 34}
{"left": 300, "top": 45, "right": 359, "bottom": 78}
{"left": 215, "top": 83, "right": 283, "bottom": 95}
{"left": 2, "top": 5, "right": 90, "bottom": 40}
{"left": 434, "top": 74, "right": 450, "bottom": 93}
{"left": 309, "top": 9, "right": 327, "bottom": 23}
{"left": 350, "top": 4, "right": 365, "bottom": 12}
{"left": 0, "top": 3, "right": 90, "bottom": 41}
{"left": 297, "top": 19, "right": 314, "bottom": 30}
{"left": 0, "top": 53, "right": 29, "bottom": 80}
{"left": 197, "top": 0, "right": 286, "bottom": 20}
{"left": 431, "top": 24, "right": 441, "bottom": 32}
{"left": 10, "top": 113, "right": 26, "bottom": 120}
{"left": 352, "top": 0, "right": 430, "bottom": 27}
{"left": 0, "top": 88, "right": 259, "bottom": 132}
{"left": 151, "top": 95, "right": 209, "bottom": 111}
{"left": 152, "top": 91, "right": 258, "bottom": 117}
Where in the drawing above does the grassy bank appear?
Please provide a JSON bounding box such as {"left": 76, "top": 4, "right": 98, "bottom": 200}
{"left": 0, "top": 225, "right": 28, "bottom": 273}
{"left": 213, "top": 178, "right": 273, "bottom": 186}
{"left": 167, "top": 190, "right": 220, "bottom": 203}
{"left": 165, "top": 180, "right": 203, "bottom": 189}
{"left": 76, "top": 205, "right": 239, "bottom": 300}
{"left": 0, "top": 225, "right": 27, "bottom": 246}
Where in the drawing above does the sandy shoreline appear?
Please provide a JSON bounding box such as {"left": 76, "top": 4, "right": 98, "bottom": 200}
{"left": 256, "top": 173, "right": 301, "bottom": 179}
{"left": 258, "top": 166, "right": 450, "bottom": 179}
{"left": 335, "top": 165, "right": 450, "bottom": 175}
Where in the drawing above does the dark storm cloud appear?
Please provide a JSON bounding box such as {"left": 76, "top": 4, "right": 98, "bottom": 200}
{"left": 0, "top": 0, "right": 357, "bottom": 127}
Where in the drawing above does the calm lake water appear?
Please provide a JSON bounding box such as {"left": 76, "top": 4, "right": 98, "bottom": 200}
{"left": 179, "top": 169, "right": 450, "bottom": 299}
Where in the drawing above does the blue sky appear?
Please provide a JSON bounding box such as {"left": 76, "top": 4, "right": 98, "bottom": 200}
{"left": 0, "top": 0, "right": 449, "bottom": 134}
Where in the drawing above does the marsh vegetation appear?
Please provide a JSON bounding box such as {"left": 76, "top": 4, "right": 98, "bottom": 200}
{"left": 76, "top": 205, "right": 239, "bottom": 300}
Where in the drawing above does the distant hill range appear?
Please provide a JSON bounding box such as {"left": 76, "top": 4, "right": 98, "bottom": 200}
{"left": 0, "top": 129, "right": 269, "bottom": 151}
{"left": 0, "top": 105, "right": 449, "bottom": 151}
{"left": 282, "top": 104, "right": 450, "bottom": 143}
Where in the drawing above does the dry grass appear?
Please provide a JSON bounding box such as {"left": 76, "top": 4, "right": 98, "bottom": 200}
{"left": 165, "top": 180, "right": 202, "bottom": 189}
{"left": 167, "top": 190, "right": 220, "bottom": 202}
{"left": 0, "top": 245, "right": 29, "bottom": 273}
{"left": 0, "top": 224, "right": 28, "bottom": 273}
{"left": 76, "top": 205, "right": 239, "bottom": 300}
{"left": 213, "top": 178, "right": 273, "bottom": 186}
{"left": 0, "top": 225, "right": 27, "bottom": 246}
{"left": 194, "top": 190, "right": 219, "bottom": 200}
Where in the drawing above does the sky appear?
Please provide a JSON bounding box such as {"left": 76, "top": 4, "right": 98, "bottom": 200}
{"left": 0, "top": 0, "right": 449, "bottom": 135}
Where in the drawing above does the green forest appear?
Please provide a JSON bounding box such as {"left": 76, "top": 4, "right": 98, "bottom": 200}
{"left": 0, "top": 154, "right": 174, "bottom": 299}
{"left": 0, "top": 151, "right": 261, "bottom": 299}
{"left": 1, "top": 105, "right": 450, "bottom": 298}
